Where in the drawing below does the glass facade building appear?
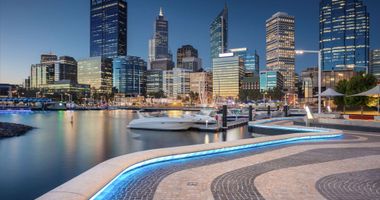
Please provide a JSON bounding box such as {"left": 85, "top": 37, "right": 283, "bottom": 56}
{"left": 148, "top": 7, "right": 170, "bottom": 68}
{"left": 31, "top": 64, "right": 55, "bottom": 88}
{"left": 146, "top": 70, "right": 163, "bottom": 94}
{"left": 229, "top": 48, "right": 260, "bottom": 75}
{"left": 266, "top": 12, "right": 295, "bottom": 93}
{"left": 319, "top": 0, "right": 369, "bottom": 72}
{"left": 54, "top": 56, "right": 77, "bottom": 83}
{"left": 78, "top": 57, "right": 113, "bottom": 93}
{"left": 212, "top": 54, "right": 244, "bottom": 99}
{"left": 113, "top": 56, "right": 147, "bottom": 96}
{"left": 259, "top": 70, "right": 284, "bottom": 92}
{"left": 370, "top": 49, "right": 380, "bottom": 80}
{"left": 210, "top": 5, "right": 228, "bottom": 70}
{"left": 90, "top": 0, "right": 127, "bottom": 58}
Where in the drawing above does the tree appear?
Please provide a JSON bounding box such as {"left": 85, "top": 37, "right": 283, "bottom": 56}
{"left": 148, "top": 90, "right": 166, "bottom": 98}
{"left": 334, "top": 73, "right": 377, "bottom": 107}
{"left": 267, "top": 87, "right": 284, "bottom": 100}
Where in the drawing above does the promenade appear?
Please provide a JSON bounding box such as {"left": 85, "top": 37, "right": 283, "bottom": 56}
{"left": 40, "top": 119, "right": 380, "bottom": 200}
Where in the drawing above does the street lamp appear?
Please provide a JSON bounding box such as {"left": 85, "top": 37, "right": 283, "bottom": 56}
{"left": 295, "top": 50, "right": 322, "bottom": 114}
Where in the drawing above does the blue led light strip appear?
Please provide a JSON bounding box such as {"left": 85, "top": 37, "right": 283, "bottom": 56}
{"left": 90, "top": 133, "right": 342, "bottom": 199}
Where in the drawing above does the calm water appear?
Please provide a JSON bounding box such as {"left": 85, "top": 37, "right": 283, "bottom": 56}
{"left": 0, "top": 110, "right": 251, "bottom": 200}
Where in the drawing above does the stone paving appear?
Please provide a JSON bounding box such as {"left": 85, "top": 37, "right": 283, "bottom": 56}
{"left": 91, "top": 130, "right": 380, "bottom": 200}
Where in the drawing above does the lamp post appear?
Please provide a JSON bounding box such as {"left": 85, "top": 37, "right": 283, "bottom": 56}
{"left": 295, "top": 50, "right": 322, "bottom": 114}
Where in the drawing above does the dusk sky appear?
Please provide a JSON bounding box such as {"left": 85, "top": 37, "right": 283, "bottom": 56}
{"left": 0, "top": 0, "right": 379, "bottom": 84}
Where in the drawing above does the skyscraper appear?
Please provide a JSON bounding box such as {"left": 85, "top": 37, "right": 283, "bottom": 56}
{"left": 90, "top": 0, "right": 127, "bottom": 58}
{"left": 370, "top": 49, "right": 380, "bottom": 80}
{"left": 266, "top": 12, "right": 295, "bottom": 93}
{"left": 148, "top": 7, "right": 170, "bottom": 68}
{"left": 210, "top": 4, "right": 228, "bottom": 70}
{"left": 319, "top": 0, "right": 369, "bottom": 72}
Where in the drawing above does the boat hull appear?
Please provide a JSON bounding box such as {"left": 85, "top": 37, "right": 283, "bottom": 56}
{"left": 128, "top": 118, "right": 194, "bottom": 131}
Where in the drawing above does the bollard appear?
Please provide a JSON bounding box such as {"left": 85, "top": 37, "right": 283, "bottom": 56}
{"left": 248, "top": 105, "right": 253, "bottom": 121}
{"left": 284, "top": 105, "right": 288, "bottom": 117}
{"left": 267, "top": 105, "right": 271, "bottom": 118}
{"left": 222, "top": 105, "right": 227, "bottom": 129}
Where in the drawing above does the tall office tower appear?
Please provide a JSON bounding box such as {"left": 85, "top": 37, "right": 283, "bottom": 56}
{"left": 113, "top": 56, "right": 147, "bottom": 96}
{"left": 229, "top": 48, "right": 260, "bottom": 75}
{"left": 212, "top": 53, "right": 244, "bottom": 99}
{"left": 370, "top": 49, "right": 380, "bottom": 80}
{"left": 78, "top": 57, "right": 113, "bottom": 93}
{"left": 90, "top": 0, "right": 127, "bottom": 58}
{"left": 266, "top": 12, "right": 295, "bottom": 93}
{"left": 148, "top": 7, "right": 170, "bottom": 68}
{"left": 54, "top": 56, "right": 77, "bottom": 83}
{"left": 210, "top": 4, "right": 228, "bottom": 70}
{"left": 320, "top": 0, "right": 369, "bottom": 72}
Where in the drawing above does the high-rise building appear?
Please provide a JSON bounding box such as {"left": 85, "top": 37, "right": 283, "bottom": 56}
{"left": 149, "top": 7, "right": 170, "bottom": 68}
{"left": 210, "top": 4, "right": 228, "bottom": 70}
{"left": 54, "top": 56, "right": 77, "bottom": 83}
{"left": 113, "top": 56, "right": 147, "bottom": 96}
{"left": 77, "top": 57, "right": 113, "bottom": 93}
{"left": 266, "top": 12, "right": 295, "bottom": 93}
{"left": 370, "top": 49, "right": 380, "bottom": 80}
{"left": 322, "top": 69, "right": 358, "bottom": 89}
{"left": 162, "top": 68, "right": 191, "bottom": 98}
{"left": 30, "top": 64, "right": 55, "bottom": 88}
{"left": 229, "top": 48, "right": 260, "bottom": 75}
{"left": 259, "top": 70, "right": 284, "bottom": 92}
{"left": 213, "top": 53, "right": 244, "bottom": 99}
{"left": 320, "top": 0, "right": 369, "bottom": 72}
{"left": 90, "top": 0, "right": 127, "bottom": 58}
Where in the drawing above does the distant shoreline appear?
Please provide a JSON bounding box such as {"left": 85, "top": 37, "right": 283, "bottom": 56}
{"left": 0, "top": 122, "right": 33, "bottom": 138}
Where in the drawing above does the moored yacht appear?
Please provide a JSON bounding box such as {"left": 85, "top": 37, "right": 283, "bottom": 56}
{"left": 127, "top": 112, "right": 195, "bottom": 131}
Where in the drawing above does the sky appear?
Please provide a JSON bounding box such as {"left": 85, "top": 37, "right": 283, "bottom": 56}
{"left": 0, "top": 0, "right": 379, "bottom": 84}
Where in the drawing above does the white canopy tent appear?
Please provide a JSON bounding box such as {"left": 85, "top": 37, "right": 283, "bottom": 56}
{"left": 350, "top": 85, "right": 380, "bottom": 113}
{"left": 315, "top": 88, "right": 344, "bottom": 97}
{"left": 314, "top": 88, "right": 344, "bottom": 112}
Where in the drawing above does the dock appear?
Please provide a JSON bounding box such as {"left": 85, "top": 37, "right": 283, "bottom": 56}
{"left": 190, "top": 119, "right": 249, "bottom": 132}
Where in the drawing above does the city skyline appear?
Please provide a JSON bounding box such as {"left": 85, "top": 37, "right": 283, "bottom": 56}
{"left": 1, "top": 0, "right": 380, "bottom": 84}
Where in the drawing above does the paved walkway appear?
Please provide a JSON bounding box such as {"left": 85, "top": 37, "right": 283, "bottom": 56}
{"left": 100, "top": 130, "right": 380, "bottom": 200}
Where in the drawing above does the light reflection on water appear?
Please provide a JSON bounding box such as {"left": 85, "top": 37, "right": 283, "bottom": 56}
{"left": 0, "top": 110, "right": 251, "bottom": 200}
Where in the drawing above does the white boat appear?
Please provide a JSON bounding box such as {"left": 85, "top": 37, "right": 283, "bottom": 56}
{"left": 183, "top": 109, "right": 218, "bottom": 124}
{"left": 128, "top": 112, "right": 195, "bottom": 131}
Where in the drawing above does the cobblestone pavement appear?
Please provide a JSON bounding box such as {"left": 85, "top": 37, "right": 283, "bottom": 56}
{"left": 102, "top": 131, "right": 380, "bottom": 200}
{"left": 316, "top": 168, "right": 380, "bottom": 200}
